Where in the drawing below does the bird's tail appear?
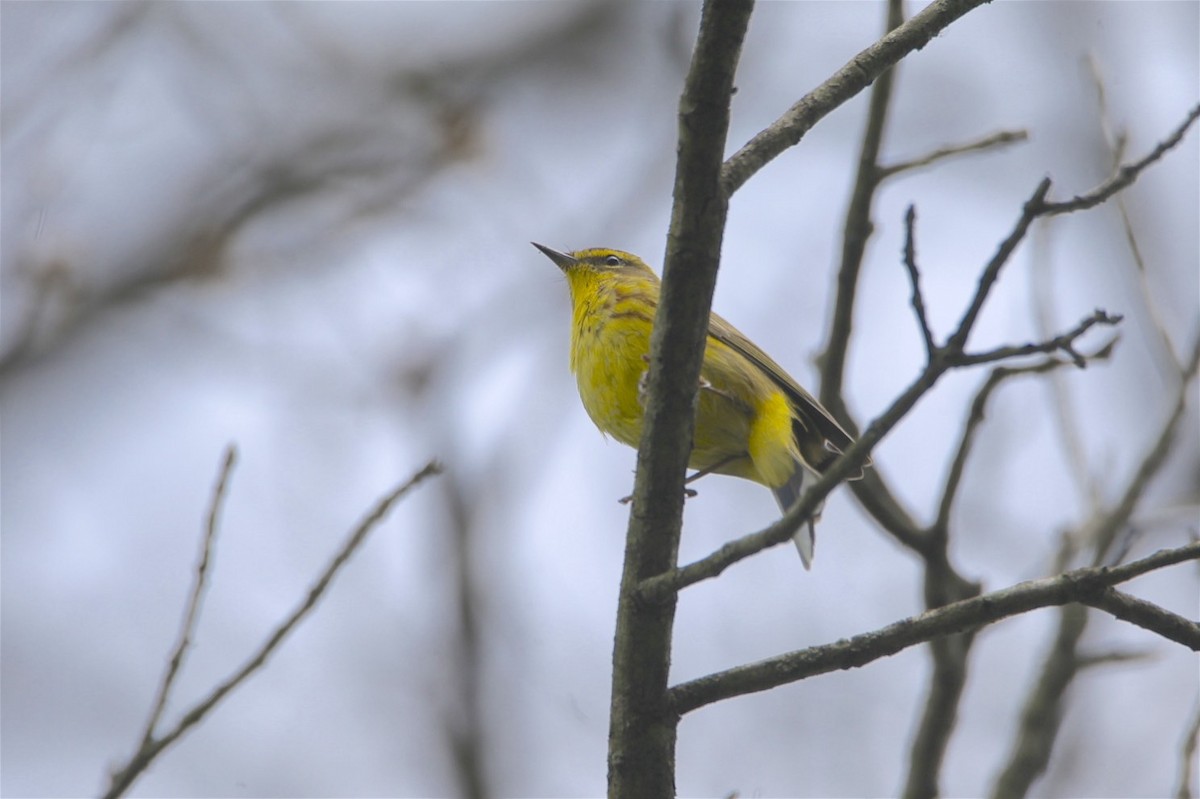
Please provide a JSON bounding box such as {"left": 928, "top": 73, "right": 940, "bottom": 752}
{"left": 772, "top": 467, "right": 824, "bottom": 570}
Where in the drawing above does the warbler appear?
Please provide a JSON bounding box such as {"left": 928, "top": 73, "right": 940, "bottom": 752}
{"left": 535, "top": 243, "right": 868, "bottom": 568}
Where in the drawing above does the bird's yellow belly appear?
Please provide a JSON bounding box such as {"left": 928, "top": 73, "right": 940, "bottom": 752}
{"left": 573, "top": 315, "right": 648, "bottom": 448}
{"left": 572, "top": 313, "right": 798, "bottom": 490}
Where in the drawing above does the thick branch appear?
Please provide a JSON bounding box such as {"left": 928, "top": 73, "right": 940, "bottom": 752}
{"left": 667, "top": 542, "right": 1200, "bottom": 716}
{"left": 607, "top": 1, "right": 753, "bottom": 796}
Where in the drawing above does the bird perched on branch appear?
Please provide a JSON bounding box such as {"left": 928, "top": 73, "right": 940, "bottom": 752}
{"left": 535, "top": 243, "right": 869, "bottom": 568}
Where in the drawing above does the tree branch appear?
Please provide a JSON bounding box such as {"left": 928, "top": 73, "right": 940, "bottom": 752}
{"left": 946, "top": 178, "right": 1053, "bottom": 352}
{"left": 878, "top": 129, "right": 1029, "bottom": 179}
{"left": 902, "top": 205, "right": 937, "bottom": 362}
{"left": 949, "top": 309, "right": 1122, "bottom": 369}
{"left": 988, "top": 603, "right": 1089, "bottom": 799}
{"left": 667, "top": 542, "right": 1200, "bottom": 716}
{"left": 988, "top": 334, "right": 1200, "bottom": 799}
{"left": 102, "top": 460, "right": 441, "bottom": 799}
{"left": 137, "top": 445, "right": 237, "bottom": 750}
{"left": 1036, "top": 103, "right": 1200, "bottom": 216}
{"left": 720, "top": 0, "right": 995, "bottom": 196}
{"left": 607, "top": 1, "right": 753, "bottom": 795}
{"left": 935, "top": 344, "right": 1115, "bottom": 533}
{"left": 1176, "top": 700, "right": 1200, "bottom": 799}
{"left": 818, "top": 0, "right": 904, "bottom": 414}
{"left": 1080, "top": 588, "right": 1200, "bottom": 650}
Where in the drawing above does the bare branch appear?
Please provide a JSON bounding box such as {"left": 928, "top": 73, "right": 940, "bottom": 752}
{"left": 668, "top": 542, "right": 1200, "bottom": 716}
{"left": 946, "top": 178, "right": 1053, "bottom": 352}
{"left": 878, "top": 129, "right": 1029, "bottom": 179}
{"left": 137, "top": 445, "right": 238, "bottom": 750}
{"left": 1029, "top": 224, "right": 1105, "bottom": 512}
{"left": 1072, "top": 648, "right": 1154, "bottom": 669}
{"left": 1088, "top": 331, "right": 1200, "bottom": 562}
{"left": 902, "top": 205, "right": 937, "bottom": 361}
{"left": 950, "top": 309, "right": 1122, "bottom": 369}
{"left": 817, "top": 0, "right": 929, "bottom": 564}
{"left": 989, "top": 604, "right": 1089, "bottom": 799}
{"left": 935, "top": 345, "right": 1115, "bottom": 533}
{"left": 1177, "top": 701, "right": 1200, "bottom": 799}
{"left": 650, "top": 99, "right": 1195, "bottom": 599}
{"left": 720, "top": 0, "right": 993, "bottom": 196}
{"left": 608, "top": 0, "right": 753, "bottom": 794}
{"left": 1036, "top": 103, "right": 1200, "bottom": 216}
{"left": 1088, "top": 54, "right": 1184, "bottom": 377}
{"left": 989, "top": 334, "right": 1200, "bottom": 799}
{"left": 638, "top": 384, "right": 889, "bottom": 599}
{"left": 1080, "top": 588, "right": 1200, "bottom": 650}
{"left": 440, "top": 471, "right": 488, "bottom": 799}
{"left": 901, "top": 619, "right": 976, "bottom": 799}
{"left": 819, "top": 0, "right": 904, "bottom": 411}
{"left": 102, "top": 460, "right": 442, "bottom": 799}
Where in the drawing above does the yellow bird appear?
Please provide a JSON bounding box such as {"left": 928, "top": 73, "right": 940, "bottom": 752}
{"left": 535, "top": 243, "right": 867, "bottom": 568}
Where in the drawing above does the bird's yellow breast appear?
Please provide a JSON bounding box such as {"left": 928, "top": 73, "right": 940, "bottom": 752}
{"left": 565, "top": 268, "right": 799, "bottom": 489}
{"left": 568, "top": 272, "right": 654, "bottom": 448}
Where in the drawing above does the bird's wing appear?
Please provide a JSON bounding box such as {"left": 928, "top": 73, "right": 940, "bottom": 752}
{"left": 706, "top": 310, "right": 868, "bottom": 473}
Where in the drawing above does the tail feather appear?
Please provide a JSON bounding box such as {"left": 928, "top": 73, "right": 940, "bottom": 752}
{"left": 772, "top": 467, "right": 824, "bottom": 570}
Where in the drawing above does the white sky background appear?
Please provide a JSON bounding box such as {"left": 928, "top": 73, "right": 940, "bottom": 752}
{"left": 2, "top": 2, "right": 1197, "bottom": 797}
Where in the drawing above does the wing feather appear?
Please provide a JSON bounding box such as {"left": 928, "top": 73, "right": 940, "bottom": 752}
{"left": 706, "top": 311, "right": 868, "bottom": 476}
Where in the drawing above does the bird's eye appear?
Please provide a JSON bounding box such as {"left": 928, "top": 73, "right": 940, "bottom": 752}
{"left": 604, "top": 255, "right": 622, "bottom": 267}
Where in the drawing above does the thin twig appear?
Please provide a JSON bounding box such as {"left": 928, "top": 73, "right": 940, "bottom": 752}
{"left": 1036, "top": 103, "right": 1200, "bottom": 216}
{"left": 1088, "top": 331, "right": 1200, "bottom": 563}
{"left": 950, "top": 309, "right": 1123, "bottom": 368}
{"left": 1087, "top": 54, "right": 1183, "bottom": 378}
{"left": 878, "top": 129, "right": 1029, "bottom": 179}
{"left": 1072, "top": 648, "right": 1153, "bottom": 669}
{"left": 638, "top": 369, "right": 902, "bottom": 599}
{"left": 667, "top": 542, "right": 1200, "bottom": 716}
{"left": 946, "top": 178, "right": 1053, "bottom": 352}
{"left": 102, "top": 460, "right": 442, "bottom": 799}
{"left": 440, "top": 470, "right": 488, "bottom": 799}
{"left": 1029, "top": 223, "right": 1104, "bottom": 513}
{"left": 649, "top": 100, "right": 1198, "bottom": 598}
{"left": 138, "top": 445, "right": 237, "bottom": 748}
{"left": 902, "top": 205, "right": 937, "bottom": 361}
{"left": 934, "top": 345, "right": 1115, "bottom": 533}
{"left": 1176, "top": 700, "right": 1200, "bottom": 799}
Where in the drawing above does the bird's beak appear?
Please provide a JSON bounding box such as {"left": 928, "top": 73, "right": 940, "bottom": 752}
{"left": 531, "top": 242, "right": 577, "bottom": 272}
